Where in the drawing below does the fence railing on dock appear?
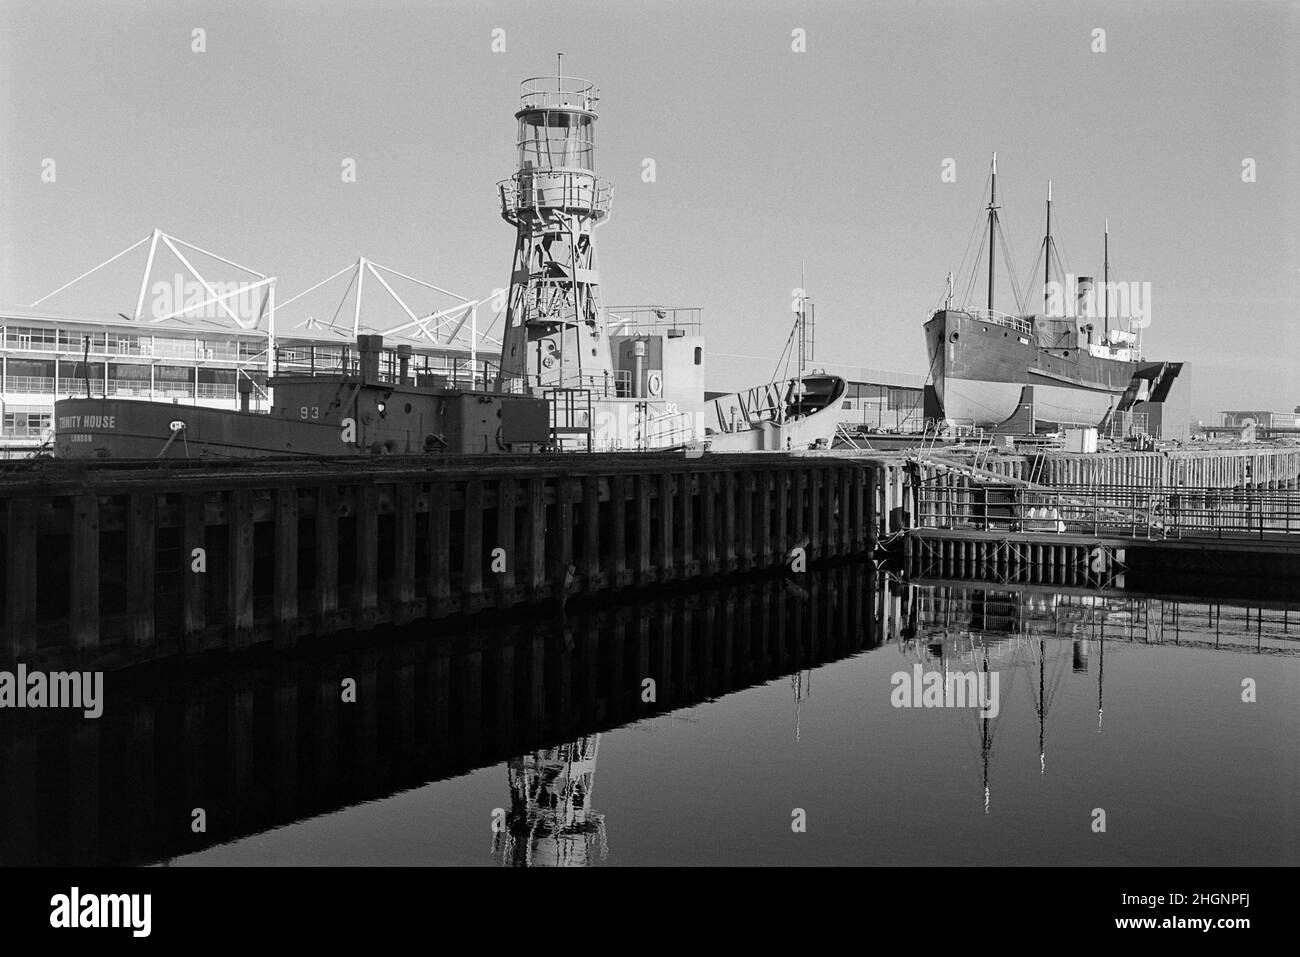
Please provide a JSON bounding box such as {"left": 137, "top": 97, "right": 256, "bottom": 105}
{"left": 913, "top": 481, "right": 1300, "bottom": 541}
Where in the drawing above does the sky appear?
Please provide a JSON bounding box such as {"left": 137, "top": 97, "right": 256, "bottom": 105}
{"left": 1, "top": 0, "right": 1296, "bottom": 419}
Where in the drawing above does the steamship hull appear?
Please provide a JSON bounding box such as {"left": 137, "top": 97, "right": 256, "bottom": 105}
{"left": 52, "top": 398, "right": 345, "bottom": 459}
{"left": 924, "top": 310, "right": 1137, "bottom": 430}
{"left": 52, "top": 379, "right": 551, "bottom": 459}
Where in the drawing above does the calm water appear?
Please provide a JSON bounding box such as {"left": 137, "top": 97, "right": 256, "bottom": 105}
{"left": 3, "top": 567, "right": 1296, "bottom": 866}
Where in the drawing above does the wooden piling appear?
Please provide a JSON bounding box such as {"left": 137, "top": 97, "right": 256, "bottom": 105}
{"left": 428, "top": 480, "right": 451, "bottom": 610}
{"left": 314, "top": 485, "right": 340, "bottom": 627}
{"left": 228, "top": 488, "right": 254, "bottom": 648}
{"left": 274, "top": 487, "right": 300, "bottom": 643}
{"left": 69, "top": 494, "right": 99, "bottom": 653}
{"left": 4, "top": 499, "right": 37, "bottom": 660}
{"left": 658, "top": 472, "right": 674, "bottom": 581}
{"left": 181, "top": 493, "right": 206, "bottom": 650}
{"left": 392, "top": 483, "right": 416, "bottom": 625}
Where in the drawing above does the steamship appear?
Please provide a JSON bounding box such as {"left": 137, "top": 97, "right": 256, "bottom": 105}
{"left": 925, "top": 155, "right": 1175, "bottom": 431}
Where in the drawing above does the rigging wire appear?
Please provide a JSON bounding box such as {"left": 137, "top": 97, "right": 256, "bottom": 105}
{"left": 994, "top": 216, "right": 1026, "bottom": 315}
{"left": 962, "top": 226, "right": 988, "bottom": 309}
{"left": 1022, "top": 239, "right": 1047, "bottom": 312}
{"left": 950, "top": 165, "right": 994, "bottom": 310}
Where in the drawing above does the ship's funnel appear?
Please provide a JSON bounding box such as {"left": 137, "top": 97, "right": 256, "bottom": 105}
{"left": 1076, "top": 276, "right": 1094, "bottom": 310}
{"left": 357, "top": 334, "right": 384, "bottom": 383}
{"left": 1075, "top": 276, "right": 1096, "bottom": 327}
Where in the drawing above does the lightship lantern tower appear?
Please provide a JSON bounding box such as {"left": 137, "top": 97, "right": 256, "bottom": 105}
{"left": 496, "top": 64, "right": 614, "bottom": 394}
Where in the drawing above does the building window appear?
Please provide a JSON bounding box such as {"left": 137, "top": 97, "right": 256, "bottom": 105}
{"left": 107, "top": 333, "right": 140, "bottom": 355}
{"left": 2, "top": 410, "right": 52, "bottom": 438}
{"left": 5, "top": 326, "right": 56, "bottom": 350}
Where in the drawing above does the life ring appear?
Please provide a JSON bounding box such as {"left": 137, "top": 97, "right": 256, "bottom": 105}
{"left": 647, "top": 371, "right": 663, "bottom": 397}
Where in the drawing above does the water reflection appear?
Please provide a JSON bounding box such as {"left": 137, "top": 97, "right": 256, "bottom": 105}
{"left": 492, "top": 736, "right": 607, "bottom": 867}
{"left": 896, "top": 579, "right": 1297, "bottom": 825}
{"left": 0, "top": 564, "right": 878, "bottom": 866}
{"left": 1, "top": 566, "right": 1294, "bottom": 866}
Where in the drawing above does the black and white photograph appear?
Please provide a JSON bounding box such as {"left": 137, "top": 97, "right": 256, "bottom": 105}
{"left": 0, "top": 0, "right": 1294, "bottom": 937}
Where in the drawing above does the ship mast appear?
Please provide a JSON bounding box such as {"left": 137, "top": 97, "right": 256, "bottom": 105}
{"left": 1044, "top": 181, "right": 1052, "bottom": 312}
{"left": 1102, "top": 219, "right": 1110, "bottom": 343}
{"left": 986, "top": 153, "right": 998, "bottom": 315}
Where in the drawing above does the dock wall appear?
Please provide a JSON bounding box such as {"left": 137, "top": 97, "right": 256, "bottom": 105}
{"left": 0, "top": 454, "right": 875, "bottom": 671}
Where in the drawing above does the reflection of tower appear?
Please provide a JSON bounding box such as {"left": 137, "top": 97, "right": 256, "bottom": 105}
{"left": 493, "top": 735, "right": 608, "bottom": 867}
{"left": 497, "top": 64, "right": 614, "bottom": 395}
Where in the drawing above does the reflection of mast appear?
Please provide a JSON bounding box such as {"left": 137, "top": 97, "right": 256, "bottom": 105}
{"left": 1097, "top": 636, "right": 1105, "bottom": 733}
{"left": 1028, "top": 638, "right": 1066, "bottom": 775}
{"left": 493, "top": 735, "right": 607, "bottom": 866}
{"left": 792, "top": 669, "right": 812, "bottom": 742}
{"left": 980, "top": 651, "right": 991, "bottom": 814}
{"left": 1037, "top": 640, "right": 1046, "bottom": 774}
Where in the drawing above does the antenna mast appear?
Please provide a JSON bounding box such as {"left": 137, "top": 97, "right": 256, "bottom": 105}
{"left": 790, "top": 265, "right": 800, "bottom": 382}
{"left": 796, "top": 263, "right": 814, "bottom": 377}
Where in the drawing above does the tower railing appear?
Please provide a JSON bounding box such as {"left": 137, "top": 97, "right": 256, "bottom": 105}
{"left": 499, "top": 171, "right": 612, "bottom": 221}
{"left": 519, "top": 75, "right": 598, "bottom": 111}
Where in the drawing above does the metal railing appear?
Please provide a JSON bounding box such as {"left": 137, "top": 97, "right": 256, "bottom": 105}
{"left": 907, "top": 586, "right": 1300, "bottom": 657}
{"left": 499, "top": 368, "right": 631, "bottom": 398}
{"left": 274, "top": 346, "right": 500, "bottom": 387}
{"left": 107, "top": 379, "right": 152, "bottom": 396}
{"left": 913, "top": 482, "right": 1300, "bottom": 540}
{"left": 519, "top": 75, "right": 598, "bottom": 111}
{"left": 641, "top": 409, "right": 697, "bottom": 448}
{"left": 605, "top": 305, "right": 703, "bottom": 335}
{"left": 4, "top": 376, "right": 56, "bottom": 393}
{"left": 1, "top": 425, "right": 51, "bottom": 438}
{"left": 948, "top": 308, "right": 1034, "bottom": 335}
{"left": 499, "top": 170, "right": 612, "bottom": 219}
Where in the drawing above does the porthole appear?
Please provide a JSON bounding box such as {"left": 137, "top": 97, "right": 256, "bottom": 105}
{"left": 950, "top": 332, "right": 960, "bottom": 342}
